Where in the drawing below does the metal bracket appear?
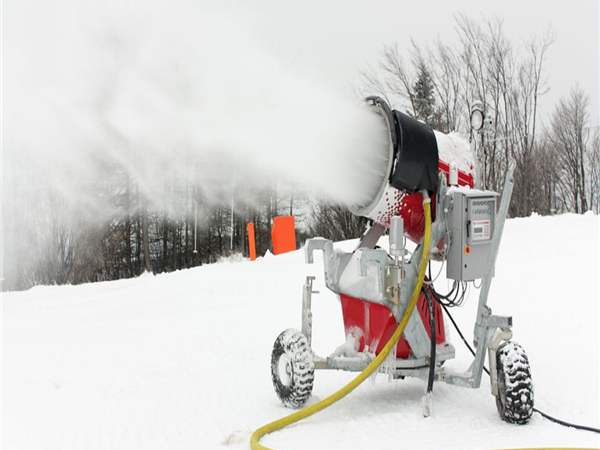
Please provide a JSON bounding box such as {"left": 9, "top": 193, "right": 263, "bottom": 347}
{"left": 486, "top": 315, "right": 512, "bottom": 329}
{"left": 356, "top": 222, "right": 387, "bottom": 250}
{"left": 304, "top": 238, "right": 329, "bottom": 264}
{"left": 304, "top": 238, "right": 342, "bottom": 293}
{"left": 488, "top": 328, "right": 513, "bottom": 396}
{"left": 358, "top": 249, "right": 390, "bottom": 277}
{"left": 302, "top": 276, "right": 319, "bottom": 348}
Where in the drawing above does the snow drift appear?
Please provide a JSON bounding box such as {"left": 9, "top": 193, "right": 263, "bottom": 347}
{"left": 2, "top": 213, "right": 599, "bottom": 449}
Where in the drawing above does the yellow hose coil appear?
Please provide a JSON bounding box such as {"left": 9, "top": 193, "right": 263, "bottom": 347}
{"left": 250, "top": 194, "right": 432, "bottom": 450}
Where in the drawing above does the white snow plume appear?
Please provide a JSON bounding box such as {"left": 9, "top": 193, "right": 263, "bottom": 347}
{"left": 2, "top": 0, "right": 389, "bottom": 213}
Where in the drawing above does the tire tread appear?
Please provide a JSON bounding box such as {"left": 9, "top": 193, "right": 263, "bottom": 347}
{"left": 271, "top": 329, "right": 315, "bottom": 408}
{"left": 496, "top": 341, "right": 534, "bottom": 425}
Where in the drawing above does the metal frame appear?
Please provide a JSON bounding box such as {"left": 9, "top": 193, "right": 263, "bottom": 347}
{"left": 302, "top": 162, "right": 516, "bottom": 395}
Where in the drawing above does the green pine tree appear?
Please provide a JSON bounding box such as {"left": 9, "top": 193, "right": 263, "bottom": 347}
{"left": 413, "top": 62, "right": 437, "bottom": 128}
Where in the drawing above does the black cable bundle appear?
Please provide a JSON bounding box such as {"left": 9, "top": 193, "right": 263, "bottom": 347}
{"left": 428, "top": 262, "right": 466, "bottom": 307}
{"left": 423, "top": 287, "right": 436, "bottom": 395}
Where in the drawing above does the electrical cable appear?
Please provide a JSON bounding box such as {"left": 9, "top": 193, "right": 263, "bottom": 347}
{"left": 433, "top": 280, "right": 467, "bottom": 308}
{"left": 423, "top": 286, "right": 436, "bottom": 394}
{"left": 435, "top": 280, "right": 459, "bottom": 301}
{"left": 532, "top": 408, "right": 600, "bottom": 434}
{"left": 424, "top": 259, "right": 445, "bottom": 286}
{"left": 436, "top": 295, "right": 600, "bottom": 435}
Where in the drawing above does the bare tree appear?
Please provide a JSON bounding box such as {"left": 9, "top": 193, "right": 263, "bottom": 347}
{"left": 547, "top": 86, "right": 591, "bottom": 213}
{"left": 358, "top": 42, "right": 417, "bottom": 115}
{"left": 427, "top": 39, "right": 464, "bottom": 132}
{"left": 306, "top": 201, "right": 365, "bottom": 242}
{"left": 141, "top": 192, "right": 152, "bottom": 272}
{"left": 587, "top": 129, "right": 600, "bottom": 213}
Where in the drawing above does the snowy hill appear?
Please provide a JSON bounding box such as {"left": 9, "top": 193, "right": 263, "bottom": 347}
{"left": 2, "top": 214, "right": 599, "bottom": 450}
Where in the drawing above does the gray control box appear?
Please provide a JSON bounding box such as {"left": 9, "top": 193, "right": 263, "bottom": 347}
{"left": 446, "top": 190, "right": 498, "bottom": 281}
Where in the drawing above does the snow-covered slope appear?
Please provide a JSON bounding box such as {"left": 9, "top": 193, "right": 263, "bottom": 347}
{"left": 2, "top": 214, "right": 599, "bottom": 450}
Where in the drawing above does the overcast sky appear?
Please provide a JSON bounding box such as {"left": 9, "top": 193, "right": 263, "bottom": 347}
{"left": 221, "top": 0, "right": 599, "bottom": 125}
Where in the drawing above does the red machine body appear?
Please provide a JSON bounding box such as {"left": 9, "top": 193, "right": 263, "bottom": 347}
{"left": 395, "top": 159, "right": 474, "bottom": 245}
{"left": 340, "top": 158, "right": 473, "bottom": 358}
{"left": 341, "top": 287, "right": 445, "bottom": 358}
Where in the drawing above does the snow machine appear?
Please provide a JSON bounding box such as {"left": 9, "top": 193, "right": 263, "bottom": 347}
{"left": 270, "top": 97, "right": 534, "bottom": 424}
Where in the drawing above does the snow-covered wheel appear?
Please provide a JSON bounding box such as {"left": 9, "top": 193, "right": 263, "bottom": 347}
{"left": 271, "top": 328, "right": 314, "bottom": 408}
{"left": 495, "top": 341, "right": 534, "bottom": 424}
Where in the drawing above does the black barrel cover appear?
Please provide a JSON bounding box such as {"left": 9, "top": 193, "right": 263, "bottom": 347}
{"left": 390, "top": 111, "right": 439, "bottom": 194}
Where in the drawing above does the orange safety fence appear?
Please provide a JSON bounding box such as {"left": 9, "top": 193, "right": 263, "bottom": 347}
{"left": 271, "top": 216, "right": 297, "bottom": 255}
{"left": 247, "top": 223, "right": 257, "bottom": 261}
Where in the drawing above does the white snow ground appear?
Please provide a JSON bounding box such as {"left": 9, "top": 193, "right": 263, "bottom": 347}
{"left": 2, "top": 213, "right": 599, "bottom": 450}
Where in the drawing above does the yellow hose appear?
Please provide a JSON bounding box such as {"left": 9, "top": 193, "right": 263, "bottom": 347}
{"left": 250, "top": 194, "right": 432, "bottom": 450}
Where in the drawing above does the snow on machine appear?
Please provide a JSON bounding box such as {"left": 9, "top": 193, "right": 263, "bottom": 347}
{"left": 269, "top": 96, "right": 533, "bottom": 424}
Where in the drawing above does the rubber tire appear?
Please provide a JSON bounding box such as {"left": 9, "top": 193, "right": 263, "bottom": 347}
{"left": 495, "top": 341, "right": 534, "bottom": 424}
{"left": 271, "top": 329, "right": 315, "bottom": 408}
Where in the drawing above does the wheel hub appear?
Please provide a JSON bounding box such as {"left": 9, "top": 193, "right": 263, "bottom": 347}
{"left": 278, "top": 354, "right": 292, "bottom": 387}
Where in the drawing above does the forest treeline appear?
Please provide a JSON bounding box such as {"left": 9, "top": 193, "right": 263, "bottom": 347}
{"left": 2, "top": 15, "right": 598, "bottom": 291}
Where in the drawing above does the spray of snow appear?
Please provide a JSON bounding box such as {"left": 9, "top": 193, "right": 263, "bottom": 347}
{"left": 2, "top": 0, "right": 393, "bottom": 288}
{"left": 3, "top": 0, "right": 388, "bottom": 211}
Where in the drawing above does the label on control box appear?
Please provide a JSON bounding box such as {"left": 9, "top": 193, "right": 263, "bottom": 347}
{"left": 471, "top": 219, "right": 491, "bottom": 241}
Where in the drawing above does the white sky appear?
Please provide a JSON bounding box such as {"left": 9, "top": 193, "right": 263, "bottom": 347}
{"left": 223, "top": 0, "right": 599, "bottom": 125}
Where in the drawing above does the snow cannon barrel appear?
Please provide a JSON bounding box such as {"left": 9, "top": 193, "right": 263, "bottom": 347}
{"left": 349, "top": 96, "right": 475, "bottom": 244}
